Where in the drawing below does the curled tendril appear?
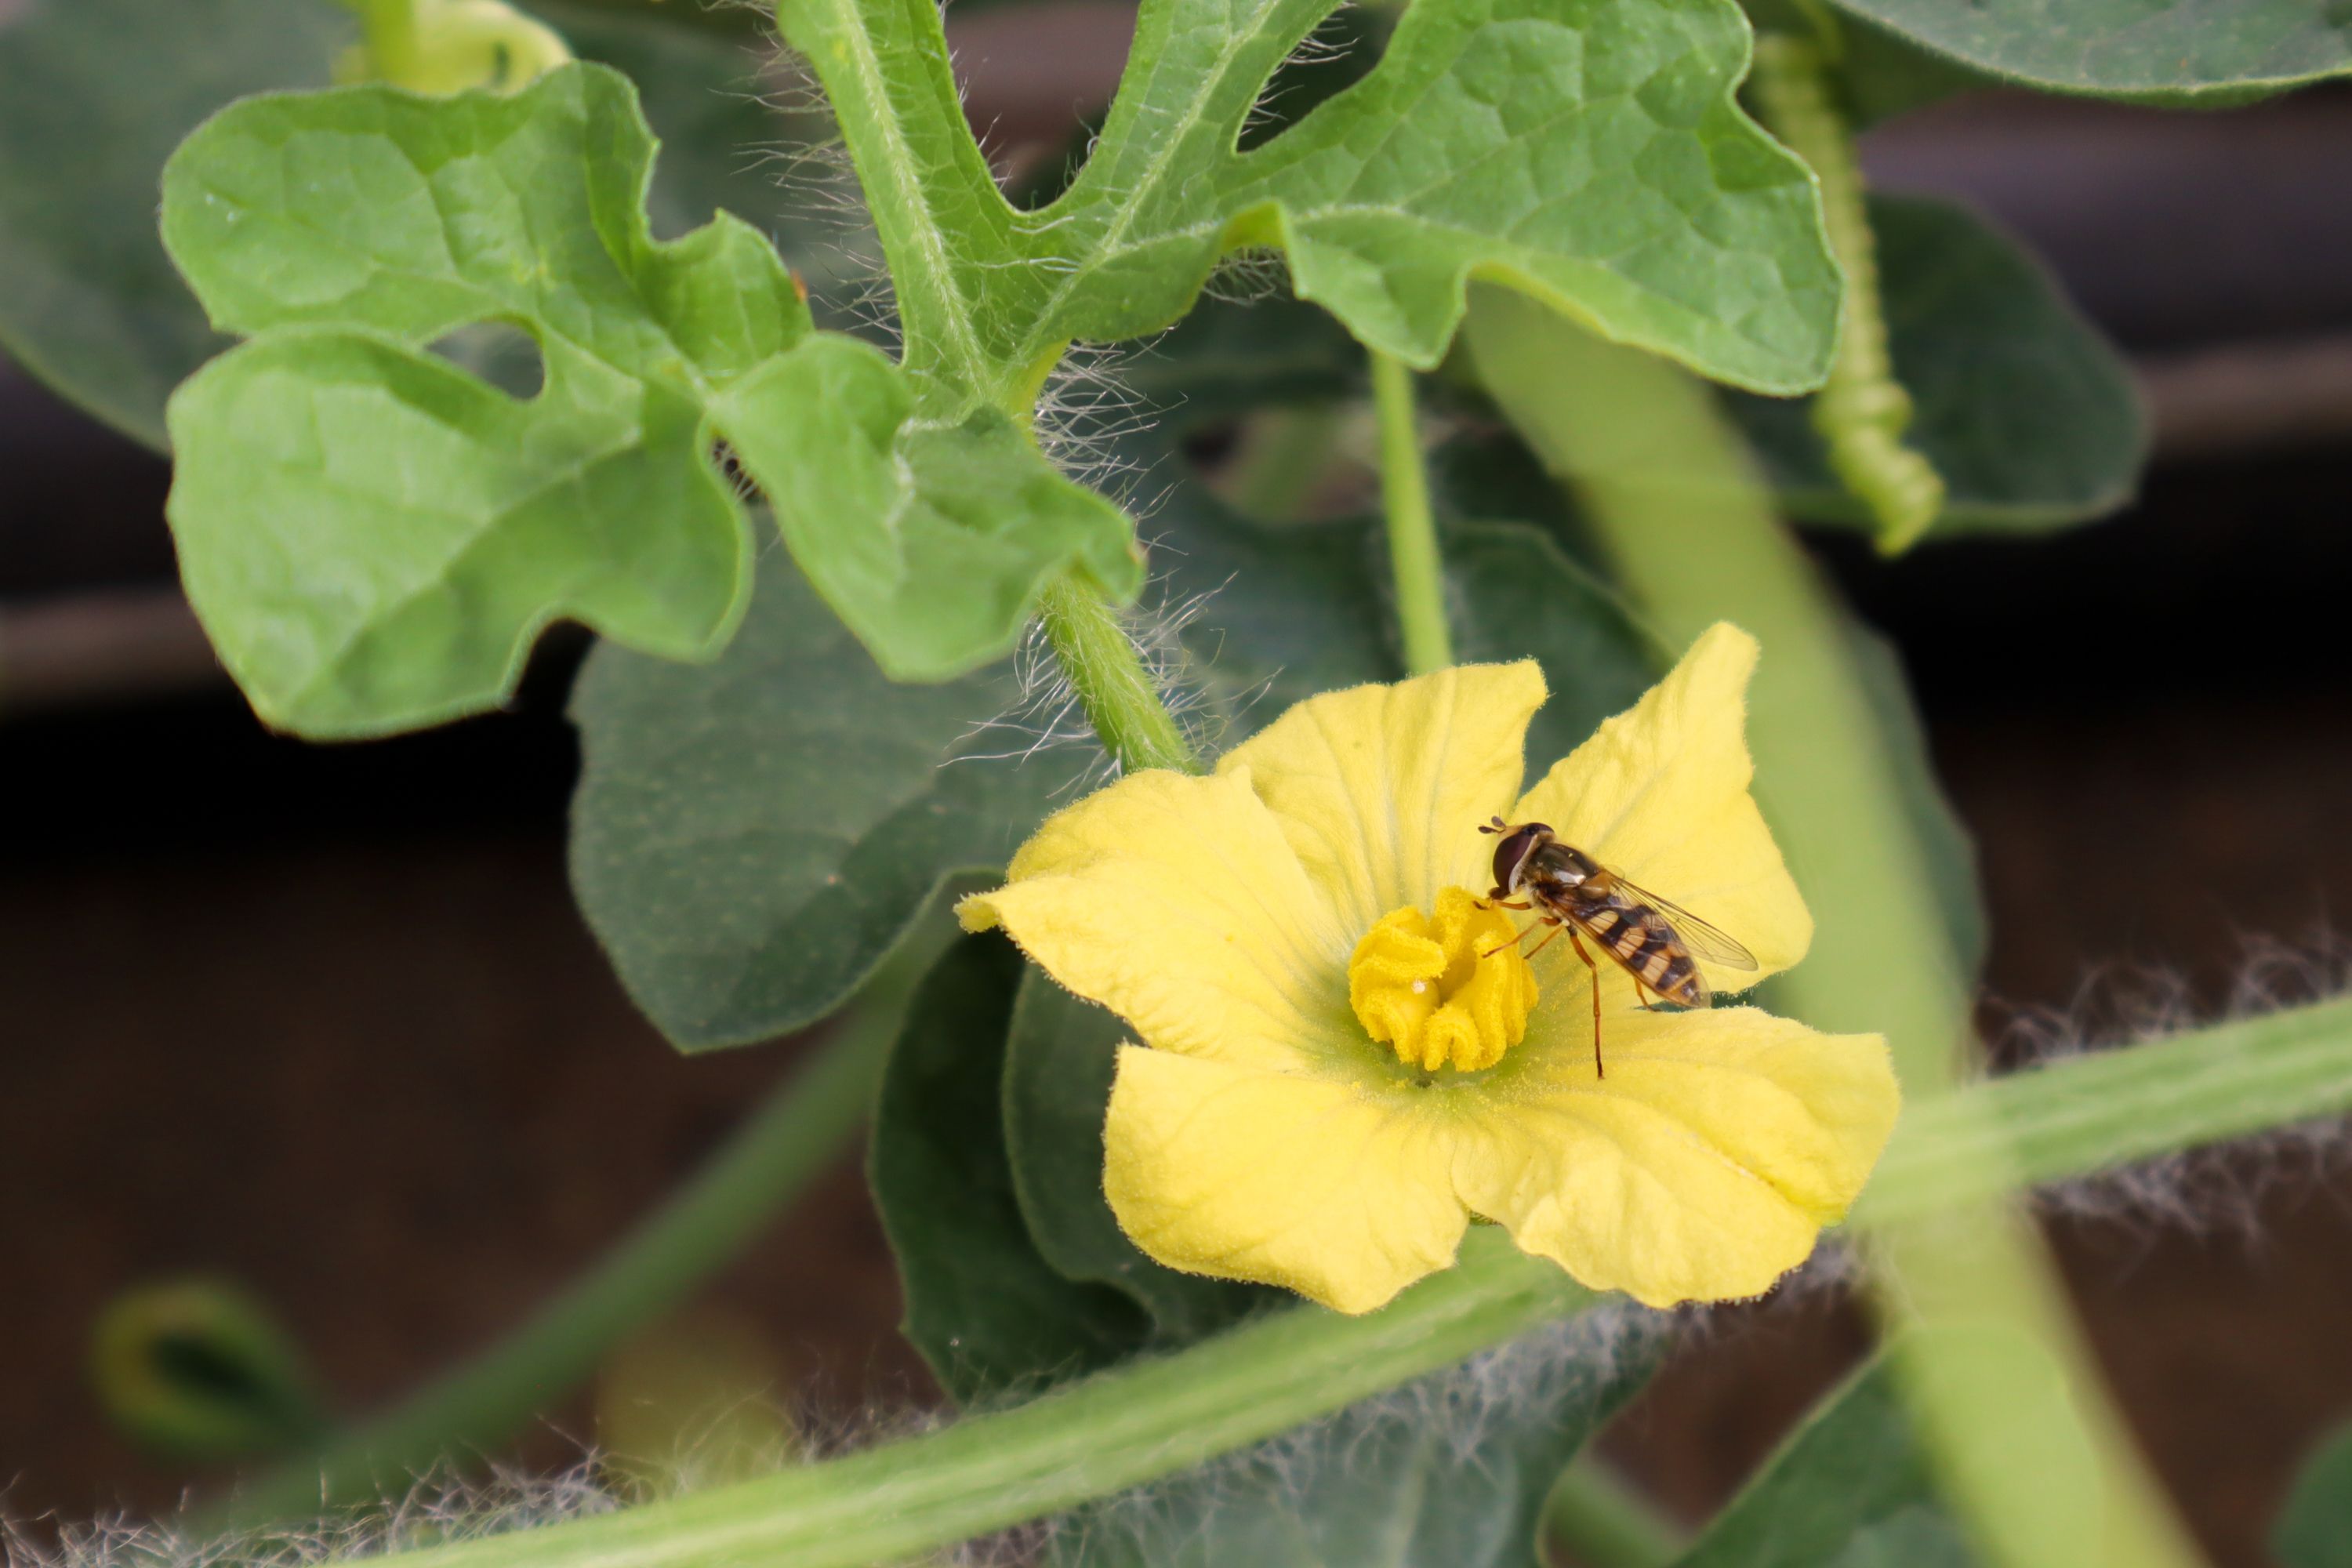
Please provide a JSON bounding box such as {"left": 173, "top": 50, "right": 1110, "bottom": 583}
{"left": 1751, "top": 32, "right": 1947, "bottom": 556}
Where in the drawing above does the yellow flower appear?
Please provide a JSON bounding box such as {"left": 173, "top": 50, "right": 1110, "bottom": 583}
{"left": 960, "top": 626, "right": 1900, "bottom": 1314}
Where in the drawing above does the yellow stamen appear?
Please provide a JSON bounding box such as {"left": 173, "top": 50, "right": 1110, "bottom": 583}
{"left": 1346, "top": 886, "right": 1538, "bottom": 1073}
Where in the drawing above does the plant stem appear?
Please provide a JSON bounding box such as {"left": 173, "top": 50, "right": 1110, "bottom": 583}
{"left": 1861, "top": 994, "right": 2352, "bottom": 1225}
{"left": 1463, "top": 288, "right": 2204, "bottom": 1568}
{"left": 1036, "top": 573, "right": 1201, "bottom": 775}
{"left": 1370, "top": 350, "right": 1453, "bottom": 676}
{"left": 268, "top": 989, "right": 2345, "bottom": 1568}
{"left": 1546, "top": 1457, "right": 1686, "bottom": 1568}
{"left": 323, "top": 1231, "right": 1592, "bottom": 1568}
{"left": 1748, "top": 34, "right": 1944, "bottom": 556}
{"left": 211, "top": 965, "right": 916, "bottom": 1529}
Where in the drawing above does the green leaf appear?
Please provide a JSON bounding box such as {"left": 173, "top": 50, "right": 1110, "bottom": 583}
{"left": 1674, "top": 1328, "right": 2096, "bottom": 1568}
{"left": 2276, "top": 1419, "right": 2352, "bottom": 1568}
{"left": 0, "top": 0, "right": 833, "bottom": 449}
{"left": 870, "top": 932, "right": 1151, "bottom": 1404}
{"left": 783, "top": 0, "right": 1843, "bottom": 408}
{"left": 1055, "top": 1316, "right": 1660, "bottom": 1568}
{"left": 1725, "top": 195, "right": 2146, "bottom": 539}
{"left": 1004, "top": 974, "right": 1279, "bottom": 1341}
{"left": 1818, "top": 0, "right": 2352, "bottom": 102}
{"left": 158, "top": 63, "right": 808, "bottom": 735}
{"left": 568, "top": 544, "right": 1092, "bottom": 1052}
{"left": 710, "top": 336, "right": 1146, "bottom": 683}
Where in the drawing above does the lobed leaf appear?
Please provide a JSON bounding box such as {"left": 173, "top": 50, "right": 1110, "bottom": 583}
{"left": 161, "top": 63, "right": 806, "bottom": 735}
{"left": 0, "top": 0, "right": 830, "bottom": 449}
{"left": 711, "top": 337, "right": 1145, "bottom": 684}
{"left": 782, "top": 0, "right": 1845, "bottom": 409}
{"left": 158, "top": 50, "right": 1147, "bottom": 731}
{"left": 1724, "top": 196, "right": 2146, "bottom": 539}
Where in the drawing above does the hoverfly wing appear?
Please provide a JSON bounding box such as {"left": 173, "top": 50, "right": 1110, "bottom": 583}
{"left": 1616, "top": 884, "right": 1760, "bottom": 971}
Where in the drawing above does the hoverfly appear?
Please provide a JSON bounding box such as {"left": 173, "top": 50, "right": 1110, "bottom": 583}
{"left": 1477, "top": 818, "right": 1759, "bottom": 1078}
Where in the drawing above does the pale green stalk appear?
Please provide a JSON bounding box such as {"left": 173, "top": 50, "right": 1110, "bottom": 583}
{"left": 1862, "top": 995, "right": 2352, "bottom": 1225}
{"left": 1463, "top": 287, "right": 2202, "bottom": 1568}
{"left": 1370, "top": 350, "right": 1453, "bottom": 676}
{"left": 245, "top": 981, "right": 2352, "bottom": 1567}
{"left": 1036, "top": 575, "right": 1201, "bottom": 775}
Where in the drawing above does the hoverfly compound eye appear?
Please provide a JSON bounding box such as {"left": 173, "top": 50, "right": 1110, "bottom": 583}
{"left": 1490, "top": 822, "right": 1553, "bottom": 895}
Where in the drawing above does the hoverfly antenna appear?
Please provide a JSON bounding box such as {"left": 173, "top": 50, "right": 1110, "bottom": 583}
{"left": 1479, "top": 815, "right": 1508, "bottom": 835}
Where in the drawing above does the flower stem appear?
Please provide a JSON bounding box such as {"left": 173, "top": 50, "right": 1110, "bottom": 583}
{"left": 1370, "top": 350, "right": 1453, "bottom": 677}
{"left": 1748, "top": 33, "right": 1945, "bottom": 556}
{"left": 321, "top": 1231, "right": 1592, "bottom": 1568}
{"left": 1860, "top": 993, "right": 2352, "bottom": 1225}
{"left": 1037, "top": 572, "right": 1201, "bottom": 775}
{"left": 1463, "top": 288, "right": 2204, "bottom": 1568}
{"left": 256, "top": 992, "right": 2343, "bottom": 1568}
{"left": 208, "top": 942, "right": 927, "bottom": 1530}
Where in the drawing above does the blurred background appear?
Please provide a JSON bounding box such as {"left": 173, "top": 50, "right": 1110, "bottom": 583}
{"left": 4, "top": 5, "right": 2351, "bottom": 1564}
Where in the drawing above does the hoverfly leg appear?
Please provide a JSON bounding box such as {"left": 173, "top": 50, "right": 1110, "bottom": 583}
{"left": 1479, "top": 915, "right": 1557, "bottom": 960}
{"left": 1632, "top": 977, "right": 1653, "bottom": 1011}
{"left": 1522, "top": 920, "right": 1567, "bottom": 960}
{"left": 1565, "top": 927, "right": 1605, "bottom": 1079}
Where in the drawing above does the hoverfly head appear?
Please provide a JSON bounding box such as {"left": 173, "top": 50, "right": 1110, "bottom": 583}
{"left": 1486, "top": 821, "right": 1555, "bottom": 898}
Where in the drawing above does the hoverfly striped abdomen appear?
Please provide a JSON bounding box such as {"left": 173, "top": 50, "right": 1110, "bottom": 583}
{"left": 1568, "top": 883, "right": 1708, "bottom": 1008}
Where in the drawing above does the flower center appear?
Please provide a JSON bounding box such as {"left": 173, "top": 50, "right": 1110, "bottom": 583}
{"left": 1346, "top": 886, "right": 1539, "bottom": 1073}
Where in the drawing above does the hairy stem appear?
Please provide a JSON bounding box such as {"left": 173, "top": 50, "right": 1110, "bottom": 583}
{"left": 1037, "top": 573, "right": 1201, "bottom": 775}
{"left": 1370, "top": 350, "right": 1453, "bottom": 676}
{"left": 318, "top": 1231, "right": 1592, "bottom": 1568}
{"left": 1748, "top": 34, "right": 1944, "bottom": 556}
{"left": 209, "top": 946, "right": 929, "bottom": 1529}
{"left": 248, "top": 985, "right": 2346, "bottom": 1568}
{"left": 1464, "top": 287, "right": 2204, "bottom": 1568}
{"left": 1862, "top": 994, "right": 2352, "bottom": 1225}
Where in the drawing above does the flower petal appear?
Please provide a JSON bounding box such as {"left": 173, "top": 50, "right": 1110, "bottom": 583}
{"left": 1218, "top": 662, "right": 1549, "bottom": 936}
{"left": 1513, "top": 623, "right": 1810, "bottom": 989}
{"left": 959, "top": 768, "right": 1355, "bottom": 1071}
{"left": 1456, "top": 1005, "right": 1899, "bottom": 1307}
{"left": 1104, "top": 1046, "right": 1467, "bottom": 1314}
